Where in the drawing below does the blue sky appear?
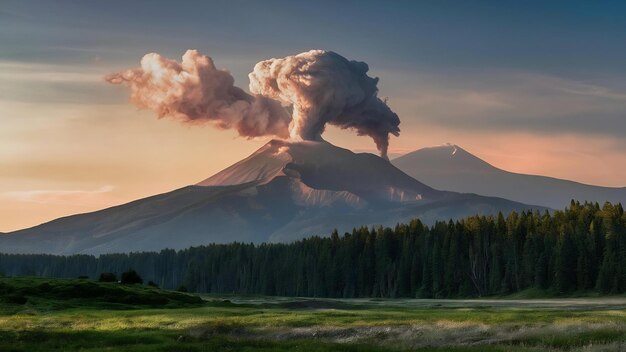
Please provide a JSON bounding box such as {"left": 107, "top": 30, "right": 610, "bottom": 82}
{"left": 4, "top": 1, "right": 626, "bottom": 76}
{"left": 1, "top": 0, "right": 625, "bottom": 231}
{"left": 3, "top": 0, "right": 626, "bottom": 131}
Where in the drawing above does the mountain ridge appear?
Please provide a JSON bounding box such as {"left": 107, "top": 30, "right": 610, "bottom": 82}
{"left": 392, "top": 144, "right": 626, "bottom": 209}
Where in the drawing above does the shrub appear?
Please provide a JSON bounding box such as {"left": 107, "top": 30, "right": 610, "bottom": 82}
{"left": 176, "top": 285, "right": 188, "bottom": 293}
{"left": 120, "top": 270, "right": 143, "bottom": 285}
{"left": 37, "top": 282, "right": 52, "bottom": 291}
{"left": 147, "top": 281, "right": 158, "bottom": 288}
{"left": 3, "top": 294, "right": 27, "bottom": 305}
{"left": 98, "top": 273, "right": 117, "bottom": 283}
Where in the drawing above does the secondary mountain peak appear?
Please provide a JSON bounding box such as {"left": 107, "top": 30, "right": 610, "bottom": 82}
{"left": 393, "top": 144, "right": 626, "bottom": 209}
{"left": 393, "top": 143, "right": 494, "bottom": 176}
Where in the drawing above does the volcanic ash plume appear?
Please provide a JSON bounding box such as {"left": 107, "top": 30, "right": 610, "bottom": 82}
{"left": 249, "top": 50, "right": 400, "bottom": 158}
{"left": 105, "top": 50, "right": 291, "bottom": 138}
{"left": 107, "top": 49, "right": 400, "bottom": 158}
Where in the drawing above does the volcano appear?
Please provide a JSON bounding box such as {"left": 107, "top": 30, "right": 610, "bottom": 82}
{"left": 392, "top": 144, "right": 626, "bottom": 209}
{"left": 0, "top": 140, "right": 540, "bottom": 255}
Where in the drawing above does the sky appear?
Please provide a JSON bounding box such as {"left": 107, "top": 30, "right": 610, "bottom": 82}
{"left": 1, "top": 0, "right": 626, "bottom": 232}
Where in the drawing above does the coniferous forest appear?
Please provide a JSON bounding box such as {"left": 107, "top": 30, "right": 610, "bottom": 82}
{"left": 1, "top": 201, "right": 625, "bottom": 298}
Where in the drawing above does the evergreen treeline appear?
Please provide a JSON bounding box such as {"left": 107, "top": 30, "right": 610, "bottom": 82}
{"left": 1, "top": 201, "right": 624, "bottom": 298}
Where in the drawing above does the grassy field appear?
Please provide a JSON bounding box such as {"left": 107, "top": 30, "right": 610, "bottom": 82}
{"left": 1, "top": 278, "right": 626, "bottom": 351}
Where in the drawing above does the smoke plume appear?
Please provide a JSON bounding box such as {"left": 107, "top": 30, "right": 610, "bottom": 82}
{"left": 105, "top": 50, "right": 291, "bottom": 138}
{"left": 249, "top": 50, "right": 400, "bottom": 158}
{"left": 107, "top": 49, "right": 400, "bottom": 157}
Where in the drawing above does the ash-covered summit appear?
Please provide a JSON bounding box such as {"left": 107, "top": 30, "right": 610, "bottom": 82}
{"left": 197, "top": 139, "right": 438, "bottom": 203}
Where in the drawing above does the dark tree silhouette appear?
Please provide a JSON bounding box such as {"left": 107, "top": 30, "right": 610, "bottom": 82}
{"left": 98, "top": 273, "right": 117, "bottom": 283}
{"left": 121, "top": 270, "right": 143, "bottom": 285}
{"left": 1, "top": 201, "right": 624, "bottom": 298}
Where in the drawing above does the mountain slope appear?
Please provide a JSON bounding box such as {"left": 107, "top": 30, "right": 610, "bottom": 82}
{"left": 198, "top": 140, "right": 440, "bottom": 202}
{"left": 392, "top": 144, "right": 626, "bottom": 209}
{"left": 0, "top": 140, "right": 540, "bottom": 255}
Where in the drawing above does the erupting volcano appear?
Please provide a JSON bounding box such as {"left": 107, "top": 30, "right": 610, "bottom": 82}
{"left": 0, "top": 139, "right": 541, "bottom": 255}
{"left": 106, "top": 49, "right": 400, "bottom": 158}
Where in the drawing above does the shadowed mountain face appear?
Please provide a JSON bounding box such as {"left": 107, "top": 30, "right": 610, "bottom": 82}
{"left": 392, "top": 144, "right": 626, "bottom": 210}
{"left": 0, "top": 140, "right": 540, "bottom": 255}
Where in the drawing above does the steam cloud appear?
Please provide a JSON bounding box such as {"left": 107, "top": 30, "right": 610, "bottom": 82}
{"left": 105, "top": 50, "right": 291, "bottom": 138}
{"left": 107, "top": 49, "right": 400, "bottom": 157}
{"left": 249, "top": 50, "right": 400, "bottom": 158}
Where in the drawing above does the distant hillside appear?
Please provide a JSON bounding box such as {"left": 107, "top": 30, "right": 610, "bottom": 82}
{"left": 392, "top": 144, "right": 626, "bottom": 209}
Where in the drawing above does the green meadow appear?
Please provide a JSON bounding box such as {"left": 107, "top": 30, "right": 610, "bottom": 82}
{"left": 1, "top": 277, "right": 626, "bottom": 351}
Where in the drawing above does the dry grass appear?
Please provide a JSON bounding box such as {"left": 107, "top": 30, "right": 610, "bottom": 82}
{"left": 2, "top": 280, "right": 626, "bottom": 351}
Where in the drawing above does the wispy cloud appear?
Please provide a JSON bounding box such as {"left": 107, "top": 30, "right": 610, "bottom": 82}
{"left": 386, "top": 70, "right": 626, "bottom": 138}
{"left": 0, "top": 60, "right": 123, "bottom": 104}
{"left": 2, "top": 185, "right": 114, "bottom": 206}
{"left": 0, "top": 61, "right": 104, "bottom": 83}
